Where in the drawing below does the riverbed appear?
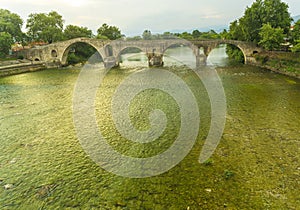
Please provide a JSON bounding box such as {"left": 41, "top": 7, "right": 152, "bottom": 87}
{"left": 0, "top": 47, "right": 299, "bottom": 209}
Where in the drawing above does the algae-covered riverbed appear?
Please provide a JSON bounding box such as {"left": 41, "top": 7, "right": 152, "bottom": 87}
{"left": 0, "top": 56, "right": 300, "bottom": 209}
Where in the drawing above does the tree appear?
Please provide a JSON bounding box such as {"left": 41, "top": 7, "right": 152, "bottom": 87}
{"left": 228, "top": 0, "right": 292, "bottom": 43}
{"left": 96, "top": 23, "right": 122, "bottom": 40}
{"left": 200, "top": 30, "right": 220, "bottom": 39}
{"left": 238, "top": 0, "right": 264, "bottom": 42}
{"left": 192, "top": 30, "right": 201, "bottom": 39}
{"left": 226, "top": 45, "right": 245, "bottom": 63}
{"left": 64, "top": 25, "right": 93, "bottom": 40}
{"left": 259, "top": 23, "right": 284, "bottom": 50}
{"left": 179, "top": 32, "right": 193, "bottom": 40}
{"left": 291, "top": 20, "right": 300, "bottom": 44}
{"left": 0, "top": 9, "right": 23, "bottom": 42}
{"left": 0, "top": 32, "right": 13, "bottom": 58}
{"left": 161, "top": 32, "right": 175, "bottom": 39}
{"left": 291, "top": 40, "right": 300, "bottom": 52}
{"left": 142, "top": 30, "right": 152, "bottom": 40}
{"left": 26, "top": 11, "right": 64, "bottom": 43}
{"left": 262, "top": 0, "right": 292, "bottom": 34}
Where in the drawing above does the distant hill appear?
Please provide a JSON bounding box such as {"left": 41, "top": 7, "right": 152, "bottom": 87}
{"left": 293, "top": 15, "right": 300, "bottom": 23}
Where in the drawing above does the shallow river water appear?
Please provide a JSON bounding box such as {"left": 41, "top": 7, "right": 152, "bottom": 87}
{"left": 0, "top": 47, "right": 300, "bottom": 209}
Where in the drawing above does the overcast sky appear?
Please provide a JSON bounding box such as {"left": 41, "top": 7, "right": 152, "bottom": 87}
{"left": 1, "top": 0, "right": 299, "bottom": 36}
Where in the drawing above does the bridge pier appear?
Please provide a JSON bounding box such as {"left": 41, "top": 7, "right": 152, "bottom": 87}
{"left": 147, "top": 53, "right": 164, "bottom": 67}
{"left": 196, "top": 55, "right": 207, "bottom": 67}
{"left": 103, "top": 56, "right": 119, "bottom": 69}
{"left": 194, "top": 47, "right": 207, "bottom": 68}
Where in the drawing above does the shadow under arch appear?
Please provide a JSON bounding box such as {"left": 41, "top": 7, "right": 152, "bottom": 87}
{"left": 61, "top": 42, "right": 104, "bottom": 66}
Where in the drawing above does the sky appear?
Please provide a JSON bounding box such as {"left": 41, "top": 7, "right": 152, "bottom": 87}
{"left": 1, "top": 0, "right": 299, "bottom": 36}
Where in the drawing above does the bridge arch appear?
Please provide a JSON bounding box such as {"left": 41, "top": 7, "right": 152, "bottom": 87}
{"left": 221, "top": 41, "right": 247, "bottom": 63}
{"left": 116, "top": 46, "right": 144, "bottom": 60}
{"left": 207, "top": 42, "right": 246, "bottom": 64}
{"left": 162, "top": 42, "right": 197, "bottom": 56}
{"left": 60, "top": 40, "right": 104, "bottom": 66}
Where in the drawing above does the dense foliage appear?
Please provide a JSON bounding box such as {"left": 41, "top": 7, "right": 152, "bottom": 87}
{"left": 96, "top": 23, "right": 122, "bottom": 40}
{"left": 0, "top": 32, "right": 13, "bottom": 58}
{"left": 64, "top": 25, "right": 93, "bottom": 40}
{"left": 225, "top": 0, "right": 293, "bottom": 61}
{"left": 226, "top": 0, "right": 292, "bottom": 44}
{"left": 0, "top": 9, "right": 23, "bottom": 42}
{"left": 291, "top": 20, "right": 300, "bottom": 52}
{"left": 26, "top": 11, "right": 64, "bottom": 43}
{"left": 0, "top": 9, "right": 23, "bottom": 57}
{"left": 258, "top": 23, "right": 285, "bottom": 50}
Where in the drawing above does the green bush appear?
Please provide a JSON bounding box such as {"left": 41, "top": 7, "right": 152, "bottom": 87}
{"left": 226, "top": 45, "right": 245, "bottom": 63}
{"left": 224, "top": 170, "right": 235, "bottom": 180}
{"left": 291, "top": 40, "right": 300, "bottom": 53}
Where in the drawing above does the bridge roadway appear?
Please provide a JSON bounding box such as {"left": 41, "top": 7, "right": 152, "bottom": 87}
{"left": 24, "top": 38, "right": 262, "bottom": 68}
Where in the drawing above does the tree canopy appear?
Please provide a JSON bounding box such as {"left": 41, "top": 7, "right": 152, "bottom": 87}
{"left": 258, "top": 23, "right": 284, "bottom": 50}
{"left": 0, "top": 32, "right": 13, "bottom": 58}
{"left": 291, "top": 20, "right": 300, "bottom": 43}
{"left": 0, "top": 9, "right": 23, "bottom": 42}
{"left": 227, "top": 0, "right": 292, "bottom": 44}
{"left": 26, "top": 11, "right": 64, "bottom": 43}
{"left": 96, "top": 23, "right": 122, "bottom": 40}
{"left": 64, "top": 25, "right": 93, "bottom": 40}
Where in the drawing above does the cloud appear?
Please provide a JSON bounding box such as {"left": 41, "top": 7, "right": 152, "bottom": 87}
{"left": 1, "top": 0, "right": 299, "bottom": 36}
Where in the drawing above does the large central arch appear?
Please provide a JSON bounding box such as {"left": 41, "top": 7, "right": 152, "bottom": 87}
{"left": 60, "top": 39, "right": 105, "bottom": 66}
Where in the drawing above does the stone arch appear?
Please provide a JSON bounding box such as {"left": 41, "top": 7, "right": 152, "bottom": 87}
{"left": 162, "top": 42, "right": 197, "bottom": 66}
{"left": 162, "top": 42, "right": 196, "bottom": 56}
{"left": 207, "top": 41, "right": 247, "bottom": 64}
{"left": 116, "top": 46, "right": 145, "bottom": 64}
{"left": 60, "top": 41, "right": 104, "bottom": 66}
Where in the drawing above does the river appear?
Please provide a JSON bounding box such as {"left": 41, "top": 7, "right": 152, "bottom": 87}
{"left": 0, "top": 46, "right": 299, "bottom": 209}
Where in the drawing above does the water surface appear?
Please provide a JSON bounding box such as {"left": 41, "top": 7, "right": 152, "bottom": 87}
{"left": 0, "top": 47, "right": 299, "bottom": 209}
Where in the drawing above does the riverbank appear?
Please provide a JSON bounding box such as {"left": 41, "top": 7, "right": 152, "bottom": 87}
{"left": 254, "top": 51, "right": 300, "bottom": 79}
{"left": 0, "top": 60, "right": 47, "bottom": 77}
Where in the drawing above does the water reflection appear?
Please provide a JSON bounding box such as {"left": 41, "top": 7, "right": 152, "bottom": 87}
{"left": 207, "top": 44, "right": 229, "bottom": 66}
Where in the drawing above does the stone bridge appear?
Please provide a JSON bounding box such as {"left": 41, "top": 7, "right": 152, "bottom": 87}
{"left": 24, "top": 37, "right": 262, "bottom": 68}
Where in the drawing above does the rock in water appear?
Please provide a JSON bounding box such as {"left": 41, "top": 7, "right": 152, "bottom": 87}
{"left": 4, "top": 184, "right": 13, "bottom": 190}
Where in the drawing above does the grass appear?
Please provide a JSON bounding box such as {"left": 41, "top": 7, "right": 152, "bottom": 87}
{"left": 224, "top": 170, "right": 235, "bottom": 180}
{"left": 254, "top": 51, "right": 300, "bottom": 74}
{"left": 0, "top": 57, "right": 18, "bottom": 62}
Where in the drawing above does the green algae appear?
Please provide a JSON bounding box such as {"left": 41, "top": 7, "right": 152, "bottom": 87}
{"left": 0, "top": 65, "right": 299, "bottom": 209}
